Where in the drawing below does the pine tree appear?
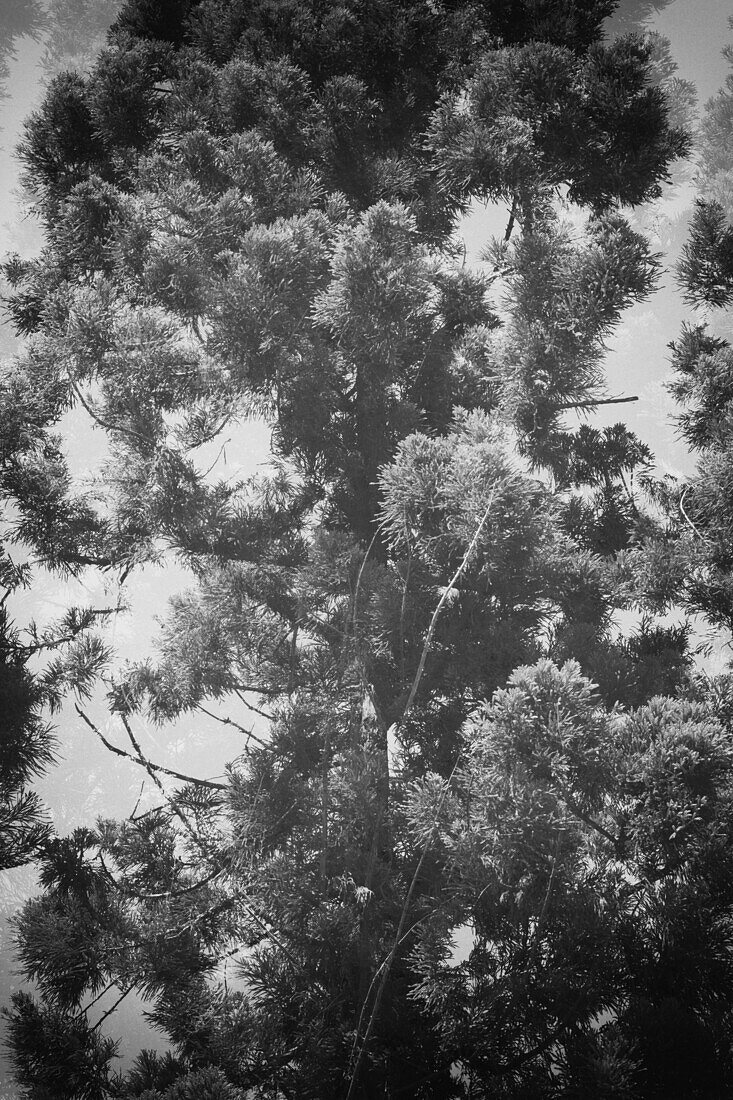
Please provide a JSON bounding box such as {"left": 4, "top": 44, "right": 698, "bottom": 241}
{"left": 663, "top": 39, "right": 733, "bottom": 637}
{"left": 3, "top": 2, "right": 721, "bottom": 1097}
{"left": 0, "top": 546, "right": 54, "bottom": 872}
{"left": 0, "top": 1, "right": 46, "bottom": 103}
{"left": 0, "top": 535, "right": 121, "bottom": 874}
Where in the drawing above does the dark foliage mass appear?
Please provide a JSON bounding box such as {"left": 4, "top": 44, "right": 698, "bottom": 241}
{"left": 4, "top": 1, "right": 733, "bottom": 1098}
{"left": 0, "top": 552, "right": 54, "bottom": 872}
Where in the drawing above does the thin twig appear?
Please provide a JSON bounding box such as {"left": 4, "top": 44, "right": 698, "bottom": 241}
{"left": 115, "top": 694, "right": 300, "bottom": 968}
{"left": 129, "top": 781, "right": 145, "bottom": 821}
{"left": 197, "top": 703, "right": 274, "bottom": 751}
{"left": 679, "top": 486, "right": 707, "bottom": 542}
{"left": 89, "top": 983, "right": 135, "bottom": 1032}
{"left": 560, "top": 791, "right": 619, "bottom": 849}
{"left": 75, "top": 705, "right": 227, "bottom": 790}
{"left": 77, "top": 979, "right": 118, "bottom": 1020}
{"left": 504, "top": 194, "right": 518, "bottom": 243}
{"left": 70, "top": 380, "right": 155, "bottom": 448}
{"left": 347, "top": 905, "right": 444, "bottom": 1078}
{"left": 352, "top": 518, "right": 390, "bottom": 638}
{"left": 346, "top": 757, "right": 461, "bottom": 1099}
{"left": 106, "top": 863, "right": 225, "bottom": 901}
{"left": 233, "top": 688, "right": 276, "bottom": 721}
{"left": 200, "top": 436, "right": 231, "bottom": 478}
{"left": 400, "top": 482, "right": 502, "bottom": 721}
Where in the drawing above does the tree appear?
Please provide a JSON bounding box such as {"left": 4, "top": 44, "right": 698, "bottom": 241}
{"left": 2, "top": 1, "right": 718, "bottom": 1097}
{"left": 0, "top": 545, "right": 53, "bottom": 872}
{"left": 0, "top": 533, "right": 121, "bottom": 874}
{"left": 660, "top": 38, "right": 733, "bottom": 637}
{"left": 695, "top": 24, "right": 733, "bottom": 219}
{"left": 40, "top": 0, "right": 123, "bottom": 80}
{"left": 408, "top": 660, "right": 733, "bottom": 1098}
{"left": 0, "top": 1, "right": 46, "bottom": 104}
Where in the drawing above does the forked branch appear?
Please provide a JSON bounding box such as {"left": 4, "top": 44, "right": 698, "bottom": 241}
{"left": 75, "top": 705, "right": 228, "bottom": 790}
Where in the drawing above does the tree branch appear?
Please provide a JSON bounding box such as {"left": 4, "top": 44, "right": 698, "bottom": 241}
{"left": 400, "top": 480, "right": 503, "bottom": 721}
{"left": 88, "top": 982, "right": 135, "bottom": 1032}
{"left": 558, "top": 395, "right": 639, "bottom": 411}
{"left": 114, "top": 695, "right": 299, "bottom": 968}
{"left": 679, "top": 486, "right": 708, "bottom": 542}
{"left": 75, "top": 705, "right": 228, "bottom": 790}
{"left": 20, "top": 607, "right": 120, "bottom": 656}
{"left": 196, "top": 703, "right": 275, "bottom": 752}
{"left": 101, "top": 855, "right": 224, "bottom": 901}
{"left": 560, "top": 789, "right": 619, "bottom": 850}
{"left": 233, "top": 688, "right": 276, "bottom": 721}
{"left": 77, "top": 979, "right": 118, "bottom": 1020}
{"left": 70, "top": 380, "right": 155, "bottom": 449}
{"left": 504, "top": 194, "right": 518, "bottom": 243}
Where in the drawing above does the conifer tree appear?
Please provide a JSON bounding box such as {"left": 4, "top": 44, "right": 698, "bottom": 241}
{"left": 0, "top": 1, "right": 46, "bottom": 103}
{"left": 4, "top": 2, "right": 727, "bottom": 1097}
{"left": 663, "top": 38, "right": 733, "bottom": 637}
{"left": 0, "top": 546, "right": 54, "bottom": 872}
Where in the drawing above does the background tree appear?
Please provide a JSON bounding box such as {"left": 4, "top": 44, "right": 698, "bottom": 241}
{"left": 660, "top": 36, "right": 733, "bottom": 639}
{"left": 0, "top": 2, "right": 46, "bottom": 104}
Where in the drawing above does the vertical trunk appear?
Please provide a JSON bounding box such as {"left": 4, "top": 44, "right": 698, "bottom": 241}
{"left": 351, "top": 361, "right": 390, "bottom": 555}
{"left": 320, "top": 723, "right": 330, "bottom": 892}
{"left": 354, "top": 687, "right": 392, "bottom": 1078}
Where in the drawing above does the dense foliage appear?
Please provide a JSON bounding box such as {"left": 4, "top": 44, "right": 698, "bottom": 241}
{"left": 4, "top": 1, "right": 733, "bottom": 1098}
{"left": 0, "top": 549, "right": 54, "bottom": 873}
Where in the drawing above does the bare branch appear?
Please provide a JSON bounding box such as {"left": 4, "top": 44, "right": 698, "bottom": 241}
{"left": 233, "top": 688, "right": 276, "bottom": 721}
{"left": 558, "top": 395, "right": 639, "bottom": 411}
{"left": 504, "top": 194, "right": 518, "bottom": 243}
{"left": 199, "top": 436, "right": 231, "bottom": 477}
{"left": 400, "top": 481, "right": 502, "bottom": 722}
{"left": 679, "top": 486, "right": 708, "bottom": 543}
{"left": 88, "top": 983, "right": 135, "bottom": 1032}
{"left": 560, "top": 790, "right": 620, "bottom": 850}
{"left": 70, "top": 380, "right": 155, "bottom": 449}
{"left": 77, "top": 980, "right": 118, "bottom": 1020}
{"left": 102, "top": 857, "right": 225, "bottom": 901}
{"left": 129, "top": 781, "right": 145, "bottom": 821}
{"left": 197, "top": 703, "right": 275, "bottom": 752}
{"left": 75, "top": 705, "right": 228, "bottom": 790}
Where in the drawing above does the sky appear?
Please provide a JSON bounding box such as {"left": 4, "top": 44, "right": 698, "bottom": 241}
{"left": 0, "top": 0, "right": 733, "bottom": 1085}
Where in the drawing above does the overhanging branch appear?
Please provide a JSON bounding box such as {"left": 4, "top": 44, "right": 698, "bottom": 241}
{"left": 558, "top": 395, "right": 639, "bottom": 411}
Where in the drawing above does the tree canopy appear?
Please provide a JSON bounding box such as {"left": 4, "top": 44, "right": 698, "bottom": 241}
{"left": 4, "top": 1, "right": 733, "bottom": 1098}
